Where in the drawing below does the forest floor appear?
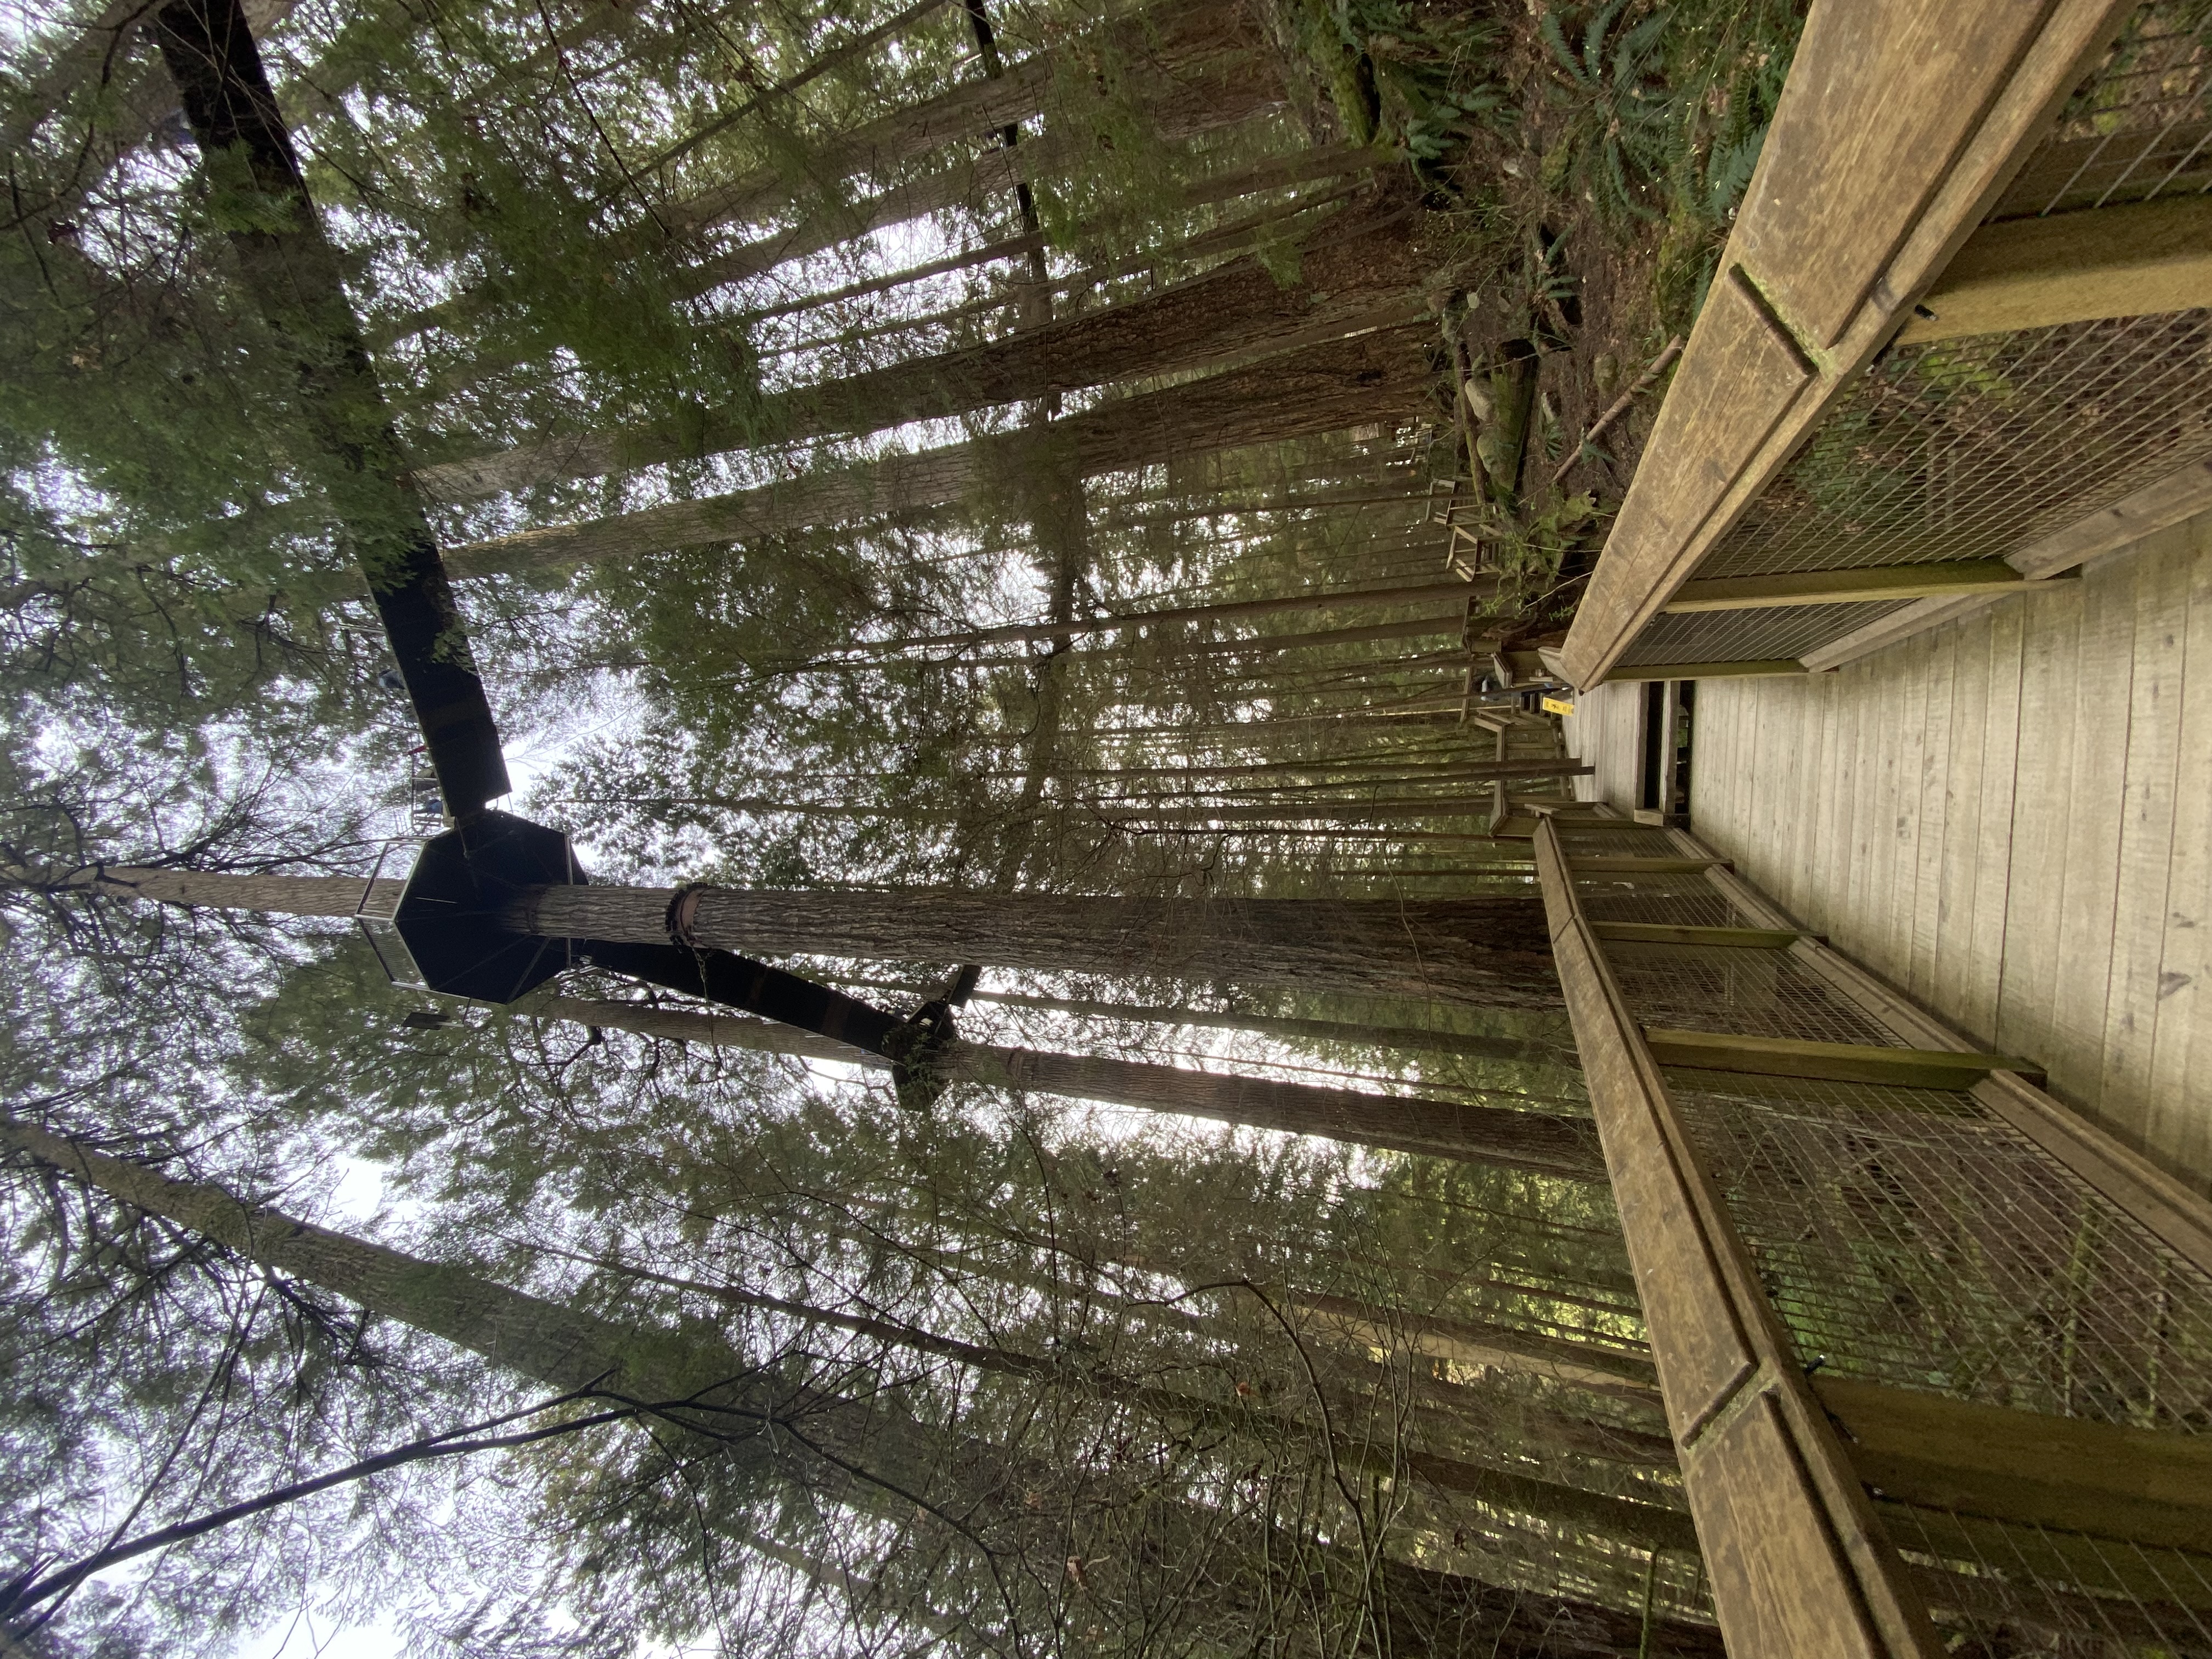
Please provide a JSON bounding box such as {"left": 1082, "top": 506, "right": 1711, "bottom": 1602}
{"left": 1289, "top": 0, "right": 1806, "bottom": 619}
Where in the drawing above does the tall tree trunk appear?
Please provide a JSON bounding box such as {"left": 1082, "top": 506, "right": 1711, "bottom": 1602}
{"left": 439, "top": 321, "right": 1436, "bottom": 575}
{"left": 418, "top": 197, "right": 1428, "bottom": 500}
{"left": 0, "top": 1116, "right": 1723, "bottom": 1657}
{"left": 565, "top": 1245, "right": 1694, "bottom": 1553}
{"left": 525, "top": 888, "right": 1556, "bottom": 1008}
{"left": 386, "top": 0, "right": 1271, "bottom": 344}
{"left": 53, "top": 865, "right": 1559, "bottom": 1008}
{"left": 641, "top": 0, "right": 1267, "bottom": 250}
{"left": 534, "top": 996, "right": 1600, "bottom": 1179}
{"left": 922, "top": 985, "right": 1571, "bottom": 1065}
{"left": 849, "top": 574, "right": 1493, "bottom": 655}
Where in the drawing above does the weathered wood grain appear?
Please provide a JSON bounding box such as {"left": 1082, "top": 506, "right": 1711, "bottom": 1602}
{"left": 1688, "top": 515, "right": 2212, "bottom": 1187}
{"left": 1535, "top": 822, "right": 1945, "bottom": 1659}
{"left": 1561, "top": 0, "right": 2136, "bottom": 686}
{"left": 1899, "top": 192, "right": 2212, "bottom": 343}
{"left": 1663, "top": 561, "right": 2045, "bottom": 612}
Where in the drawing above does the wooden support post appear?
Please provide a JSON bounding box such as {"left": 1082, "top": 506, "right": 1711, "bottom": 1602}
{"left": 1640, "top": 1029, "right": 2045, "bottom": 1087}
{"left": 1661, "top": 561, "right": 2056, "bottom": 612}
{"left": 1688, "top": 842, "right": 2212, "bottom": 1281}
{"left": 1815, "top": 1377, "right": 2212, "bottom": 1555}
{"left": 1535, "top": 820, "right": 1945, "bottom": 1659}
{"left": 1593, "top": 922, "right": 1801, "bottom": 949}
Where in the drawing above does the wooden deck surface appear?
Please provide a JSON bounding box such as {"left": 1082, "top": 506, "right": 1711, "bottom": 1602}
{"left": 1561, "top": 680, "right": 1644, "bottom": 809}
{"left": 1689, "top": 510, "right": 2212, "bottom": 1192}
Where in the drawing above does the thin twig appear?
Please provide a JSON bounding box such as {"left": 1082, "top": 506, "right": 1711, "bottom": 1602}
{"left": 1551, "top": 334, "right": 1685, "bottom": 485}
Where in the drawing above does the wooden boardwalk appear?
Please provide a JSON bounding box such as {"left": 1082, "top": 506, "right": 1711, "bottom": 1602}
{"left": 1682, "top": 510, "right": 2212, "bottom": 1191}
{"left": 1560, "top": 682, "right": 1644, "bottom": 811}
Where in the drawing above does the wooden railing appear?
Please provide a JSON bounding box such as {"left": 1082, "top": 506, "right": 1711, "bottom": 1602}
{"left": 1535, "top": 812, "right": 2212, "bottom": 1652}
{"left": 1558, "top": 0, "right": 2204, "bottom": 687}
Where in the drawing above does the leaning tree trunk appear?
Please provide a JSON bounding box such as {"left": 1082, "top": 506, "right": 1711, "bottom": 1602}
{"left": 438, "top": 321, "right": 1437, "bottom": 573}
{"left": 534, "top": 996, "right": 1600, "bottom": 1179}
{"left": 417, "top": 197, "right": 1429, "bottom": 500}
{"left": 581, "top": 1242, "right": 1695, "bottom": 1555}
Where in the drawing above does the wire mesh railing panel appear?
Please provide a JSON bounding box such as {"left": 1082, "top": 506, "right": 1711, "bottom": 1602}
{"left": 1694, "top": 310, "right": 2212, "bottom": 583}
{"left": 1605, "top": 943, "right": 1903, "bottom": 1045}
{"left": 1615, "top": 601, "right": 1915, "bottom": 668}
{"left": 1884, "top": 1502, "right": 2212, "bottom": 1657}
{"left": 1664, "top": 1069, "right": 2212, "bottom": 1427}
{"left": 1992, "top": 2, "right": 2212, "bottom": 219}
{"left": 1543, "top": 826, "right": 1672, "bottom": 856}
{"left": 1569, "top": 876, "right": 1746, "bottom": 928}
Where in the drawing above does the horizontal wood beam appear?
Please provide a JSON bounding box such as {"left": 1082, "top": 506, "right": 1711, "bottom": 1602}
{"left": 1796, "top": 454, "right": 2212, "bottom": 671}
{"left": 1593, "top": 922, "right": 1803, "bottom": 949}
{"left": 1643, "top": 1028, "right": 2045, "bottom": 1088}
{"left": 1819, "top": 1376, "right": 2212, "bottom": 1555}
{"left": 1687, "top": 840, "right": 2212, "bottom": 1281}
{"left": 1600, "top": 659, "right": 1807, "bottom": 682}
{"left": 1661, "top": 560, "right": 2056, "bottom": 612}
{"left": 1535, "top": 821, "right": 1945, "bottom": 1659}
{"left": 2007, "top": 450, "right": 2212, "bottom": 578}
{"left": 1899, "top": 191, "right": 2212, "bottom": 344}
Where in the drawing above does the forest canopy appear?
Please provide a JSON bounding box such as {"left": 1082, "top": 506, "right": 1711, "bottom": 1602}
{"left": 0, "top": 0, "right": 1800, "bottom": 1651}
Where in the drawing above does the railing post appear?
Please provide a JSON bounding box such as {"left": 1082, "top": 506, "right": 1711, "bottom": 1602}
{"left": 1534, "top": 819, "right": 1944, "bottom": 1658}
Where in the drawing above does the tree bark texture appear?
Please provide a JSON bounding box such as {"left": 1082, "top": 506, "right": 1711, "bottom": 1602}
{"left": 518, "top": 885, "right": 1560, "bottom": 1009}
{"left": 675, "top": 134, "right": 1370, "bottom": 311}
{"left": 76, "top": 868, "right": 1560, "bottom": 1011}
{"left": 858, "top": 575, "right": 1494, "bottom": 653}
{"left": 386, "top": 0, "right": 1271, "bottom": 345}
{"left": 61, "top": 865, "right": 403, "bottom": 916}
{"left": 956, "top": 988, "right": 1571, "bottom": 1066}
{"left": 418, "top": 197, "right": 1430, "bottom": 500}
{"left": 442, "top": 322, "right": 1437, "bottom": 575}
{"left": 535, "top": 997, "right": 1601, "bottom": 1180}
{"left": 643, "top": 0, "right": 1268, "bottom": 248}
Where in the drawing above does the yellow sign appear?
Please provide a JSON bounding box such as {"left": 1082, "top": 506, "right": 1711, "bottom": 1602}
{"left": 1541, "top": 696, "right": 1576, "bottom": 716}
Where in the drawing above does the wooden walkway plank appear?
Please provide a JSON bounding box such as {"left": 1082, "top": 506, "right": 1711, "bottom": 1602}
{"left": 1871, "top": 633, "right": 1923, "bottom": 984}
{"left": 1909, "top": 629, "right": 1957, "bottom": 1000}
{"left": 1994, "top": 571, "right": 2081, "bottom": 1066}
{"left": 1964, "top": 597, "right": 2026, "bottom": 1037}
{"left": 1780, "top": 680, "right": 1820, "bottom": 926}
{"left": 1701, "top": 680, "right": 1746, "bottom": 855}
{"left": 1835, "top": 660, "right": 1872, "bottom": 951}
{"left": 2100, "top": 523, "right": 2191, "bottom": 1127}
{"left": 1811, "top": 668, "right": 1846, "bottom": 929}
{"left": 2050, "top": 550, "right": 2140, "bottom": 1121}
{"left": 1933, "top": 612, "right": 1989, "bottom": 1019}
{"left": 2147, "top": 515, "right": 2212, "bottom": 1177}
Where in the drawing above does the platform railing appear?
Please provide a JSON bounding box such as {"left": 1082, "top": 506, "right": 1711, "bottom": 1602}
{"left": 1536, "top": 812, "right": 2212, "bottom": 1655}
{"left": 1560, "top": 0, "right": 2212, "bottom": 687}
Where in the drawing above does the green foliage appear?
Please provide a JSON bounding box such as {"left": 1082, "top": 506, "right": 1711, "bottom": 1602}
{"left": 1278, "top": 0, "right": 1509, "bottom": 176}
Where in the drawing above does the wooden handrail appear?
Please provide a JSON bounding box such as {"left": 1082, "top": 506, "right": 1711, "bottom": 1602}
{"left": 1560, "top": 0, "right": 2136, "bottom": 687}
{"left": 1534, "top": 819, "right": 1944, "bottom": 1658}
